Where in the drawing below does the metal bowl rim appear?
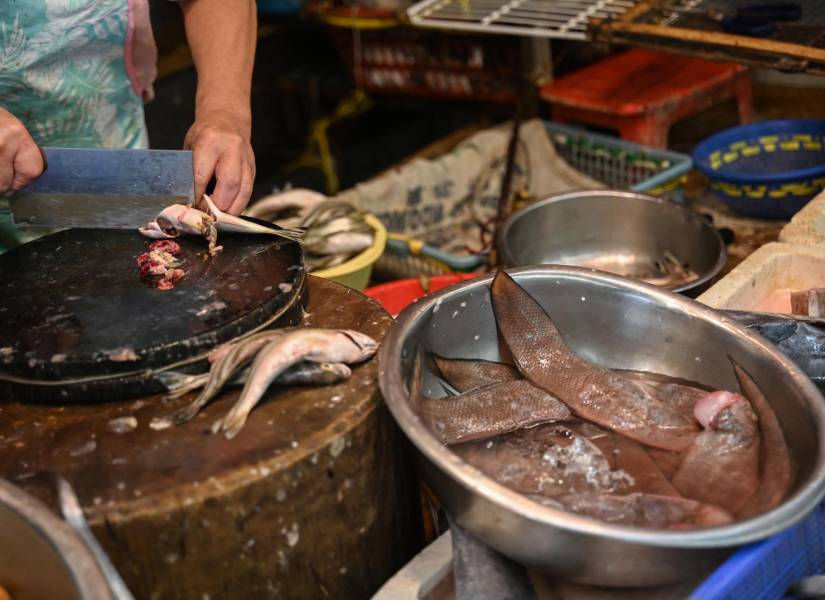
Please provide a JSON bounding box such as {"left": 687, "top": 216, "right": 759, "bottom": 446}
{"left": 0, "top": 478, "right": 111, "bottom": 599}
{"left": 497, "top": 190, "right": 727, "bottom": 294}
{"left": 378, "top": 265, "right": 825, "bottom": 548}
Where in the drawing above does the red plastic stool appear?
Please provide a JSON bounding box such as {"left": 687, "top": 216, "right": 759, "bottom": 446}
{"left": 540, "top": 49, "right": 753, "bottom": 149}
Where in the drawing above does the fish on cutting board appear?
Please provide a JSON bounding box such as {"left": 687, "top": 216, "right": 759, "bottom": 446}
{"left": 213, "top": 329, "right": 378, "bottom": 438}
{"left": 140, "top": 194, "right": 304, "bottom": 253}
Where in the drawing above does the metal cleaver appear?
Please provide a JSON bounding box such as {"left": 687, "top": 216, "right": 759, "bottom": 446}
{"left": 5, "top": 148, "right": 194, "bottom": 229}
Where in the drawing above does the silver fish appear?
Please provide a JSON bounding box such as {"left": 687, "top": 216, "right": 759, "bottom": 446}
{"left": 140, "top": 194, "right": 304, "bottom": 253}
{"left": 213, "top": 329, "right": 378, "bottom": 438}
{"left": 162, "top": 330, "right": 289, "bottom": 426}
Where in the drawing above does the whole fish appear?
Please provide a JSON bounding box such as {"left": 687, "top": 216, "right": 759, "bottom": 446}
{"left": 244, "top": 189, "right": 327, "bottom": 227}
{"left": 451, "top": 424, "right": 635, "bottom": 498}
{"left": 165, "top": 330, "right": 289, "bottom": 426}
{"left": 140, "top": 194, "right": 304, "bottom": 253}
{"left": 432, "top": 357, "right": 708, "bottom": 417}
{"left": 672, "top": 390, "right": 760, "bottom": 514}
{"left": 566, "top": 421, "right": 679, "bottom": 497}
{"left": 418, "top": 380, "right": 570, "bottom": 445}
{"left": 489, "top": 271, "right": 699, "bottom": 452}
{"left": 732, "top": 360, "right": 793, "bottom": 518}
{"left": 431, "top": 355, "right": 521, "bottom": 392}
{"left": 552, "top": 492, "right": 732, "bottom": 530}
{"left": 157, "top": 361, "right": 352, "bottom": 401}
{"left": 306, "top": 232, "right": 374, "bottom": 257}
{"left": 213, "top": 329, "right": 378, "bottom": 438}
{"left": 152, "top": 359, "right": 351, "bottom": 431}
{"left": 208, "top": 330, "right": 289, "bottom": 364}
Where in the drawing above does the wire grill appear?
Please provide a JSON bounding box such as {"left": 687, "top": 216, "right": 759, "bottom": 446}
{"left": 407, "top": 0, "right": 638, "bottom": 39}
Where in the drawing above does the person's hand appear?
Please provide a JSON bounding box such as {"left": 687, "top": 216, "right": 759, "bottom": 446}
{"left": 184, "top": 109, "right": 255, "bottom": 215}
{"left": 0, "top": 107, "right": 43, "bottom": 195}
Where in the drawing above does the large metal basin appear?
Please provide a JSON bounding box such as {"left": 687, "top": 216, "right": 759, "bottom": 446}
{"left": 0, "top": 480, "right": 110, "bottom": 600}
{"left": 378, "top": 266, "right": 825, "bottom": 586}
{"left": 498, "top": 191, "right": 726, "bottom": 296}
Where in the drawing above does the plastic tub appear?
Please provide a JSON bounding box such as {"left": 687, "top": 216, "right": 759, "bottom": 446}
{"left": 693, "top": 119, "right": 825, "bottom": 219}
{"left": 364, "top": 273, "right": 480, "bottom": 316}
{"left": 312, "top": 214, "right": 387, "bottom": 290}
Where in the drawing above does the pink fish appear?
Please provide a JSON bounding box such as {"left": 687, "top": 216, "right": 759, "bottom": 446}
{"left": 672, "top": 391, "right": 760, "bottom": 514}
{"left": 732, "top": 361, "right": 793, "bottom": 518}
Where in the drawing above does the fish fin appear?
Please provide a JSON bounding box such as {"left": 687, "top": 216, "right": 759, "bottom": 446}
{"left": 439, "top": 381, "right": 459, "bottom": 397}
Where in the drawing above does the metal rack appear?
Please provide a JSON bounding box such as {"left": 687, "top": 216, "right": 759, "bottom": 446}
{"left": 407, "top": 0, "right": 639, "bottom": 40}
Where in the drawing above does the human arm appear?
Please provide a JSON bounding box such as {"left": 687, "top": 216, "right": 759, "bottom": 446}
{"left": 179, "top": 0, "right": 257, "bottom": 215}
{"left": 0, "top": 107, "right": 44, "bottom": 195}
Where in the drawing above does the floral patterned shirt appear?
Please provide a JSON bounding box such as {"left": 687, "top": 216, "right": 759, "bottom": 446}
{"left": 0, "top": 0, "right": 159, "bottom": 250}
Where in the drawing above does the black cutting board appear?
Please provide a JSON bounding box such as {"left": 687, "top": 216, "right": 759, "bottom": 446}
{"left": 0, "top": 228, "right": 305, "bottom": 403}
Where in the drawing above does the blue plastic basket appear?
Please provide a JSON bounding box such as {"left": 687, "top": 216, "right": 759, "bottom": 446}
{"left": 690, "top": 503, "right": 825, "bottom": 600}
{"left": 693, "top": 119, "right": 825, "bottom": 219}
{"left": 545, "top": 122, "right": 694, "bottom": 203}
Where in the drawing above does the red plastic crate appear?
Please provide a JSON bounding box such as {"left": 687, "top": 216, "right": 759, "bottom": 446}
{"left": 327, "top": 26, "right": 518, "bottom": 103}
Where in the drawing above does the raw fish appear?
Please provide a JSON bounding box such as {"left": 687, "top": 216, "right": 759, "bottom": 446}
{"left": 451, "top": 424, "right": 635, "bottom": 498}
{"left": 418, "top": 380, "right": 570, "bottom": 444}
{"left": 431, "top": 354, "right": 521, "bottom": 392}
{"left": 566, "top": 421, "right": 679, "bottom": 497}
{"left": 672, "top": 391, "right": 760, "bottom": 514}
{"left": 213, "top": 329, "right": 378, "bottom": 438}
{"left": 551, "top": 492, "right": 732, "bottom": 529}
{"left": 732, "top": 360, "right": 793, "bottom": 518}
{"left": 489, "top": 271, "right": 699, "bottom": 452}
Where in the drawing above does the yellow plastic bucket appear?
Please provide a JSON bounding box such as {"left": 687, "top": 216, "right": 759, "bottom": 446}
{"left": 311, "top": 214, "right": 387, "bottom": 290}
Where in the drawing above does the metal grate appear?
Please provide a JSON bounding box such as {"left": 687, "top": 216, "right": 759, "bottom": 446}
{"left": 407, "top": 0, "right": 639, "bottom": 39}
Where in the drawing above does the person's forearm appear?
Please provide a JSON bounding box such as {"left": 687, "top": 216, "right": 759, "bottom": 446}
{"left": 180, "top": 0, "right": 256, "bottom": 135}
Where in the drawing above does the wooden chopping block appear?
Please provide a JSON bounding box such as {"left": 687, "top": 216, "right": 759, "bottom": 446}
{"left": 0, "top": 276, "right": 423, "bottom": 599}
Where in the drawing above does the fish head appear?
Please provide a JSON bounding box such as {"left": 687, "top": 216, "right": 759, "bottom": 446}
{"left": 158, "top": 204, "right": 213, "bottom": 236}
{"left": 140, "top": 221, "right": 178, "bottom": 239}
{"left": 693, "top": 391, "right": 746, "bottom": 429}
{"left": 340, "top": 330, "right": 379, "bottom": 359}
{"left": 323, "top": 363, "right": 353, "bottom": 378}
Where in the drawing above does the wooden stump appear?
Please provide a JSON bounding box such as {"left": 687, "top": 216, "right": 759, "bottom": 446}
{"left": 0, "top": 276, "right": 422, "bottom": 599}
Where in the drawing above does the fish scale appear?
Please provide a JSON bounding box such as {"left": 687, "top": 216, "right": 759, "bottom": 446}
{"left": 418, "top": 379, "right": 570, "bottom": 444}
{"left": 489, "top": 271, "right": 699, "bottom": 452}
{"left": 734, "top": 361, "right": 794, "bottom": 518}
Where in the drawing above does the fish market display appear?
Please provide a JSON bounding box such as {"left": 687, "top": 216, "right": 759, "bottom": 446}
{"left": 246, "top": 193, "right": 374, "bottom": 272}
{"left": 140, "top": 194, "right": 304, "bottom": 255}
{"left": 153, "top": 328, "right": 378, "bottom": 438}
{"left": 410, "top": 271, "right": 794, "bottom": 530}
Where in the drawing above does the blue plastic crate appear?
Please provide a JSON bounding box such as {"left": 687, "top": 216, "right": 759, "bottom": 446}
{"left": 691, "top": 503, "right": 825, "bottom": 600}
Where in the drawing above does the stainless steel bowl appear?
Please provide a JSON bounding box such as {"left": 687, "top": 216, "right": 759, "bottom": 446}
{"left": 378, "top": 266, "right": 825, "bottom": 587}
{"left": 498, "top": 191, "right": 726, "bottom": 295}
{"left": 0, "top": 479, "right": 111, "bottom": 600}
